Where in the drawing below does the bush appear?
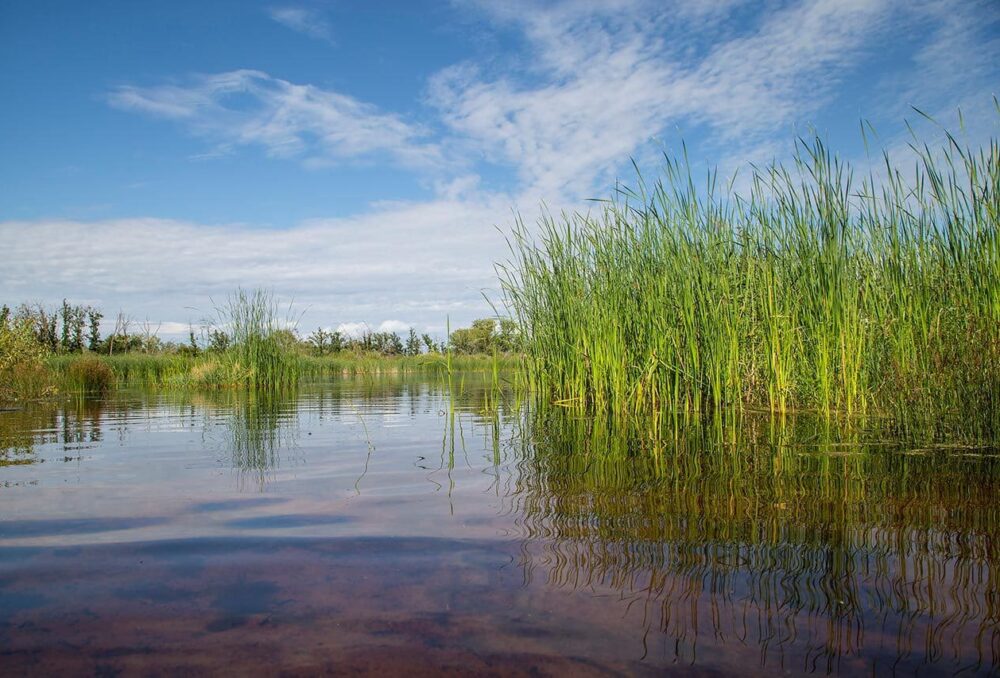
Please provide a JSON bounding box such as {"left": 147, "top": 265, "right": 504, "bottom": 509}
{"left": 66, "top": 356, "right": 115, "bottom": 395}
{"left": 0, "top": 319, "right": 52, "bottom": 402}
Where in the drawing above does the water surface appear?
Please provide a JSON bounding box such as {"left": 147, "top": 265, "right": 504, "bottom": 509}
{"left": 2, "top": 376, "right": 998, "bottom": 675}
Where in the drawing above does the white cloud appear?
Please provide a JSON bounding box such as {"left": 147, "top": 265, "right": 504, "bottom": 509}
{"left": 109, "top": 70, "right": 440, "bottom": 167}
{"left": 268, "top": 6, "right": 334, "bottom": 42}
{"left": 428, "top": 0, "right": 902, "bottom": 198}
{"left": 0, "top": 194, "right": 514, "bottom": 337}
{"left": 333, "top": 322, "right": 370, "bottom": 339}
{"left": 334, "top": 321, "right": 412, "bottom": 338}
{"left": 376, "top": 320, "right": 412, "bottom": 335}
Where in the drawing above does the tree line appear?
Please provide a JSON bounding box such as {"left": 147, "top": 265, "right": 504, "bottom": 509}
{"left": 2, "top": 300, "right": 520, "bottom": 358}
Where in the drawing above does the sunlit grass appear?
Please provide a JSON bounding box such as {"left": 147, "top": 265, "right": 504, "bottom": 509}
{"left": 501, "top": 116, "right": 999, "bottom": 443}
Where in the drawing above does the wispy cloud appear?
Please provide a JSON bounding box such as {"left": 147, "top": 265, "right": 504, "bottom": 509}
{"left": 431, "top": 0, "right": 901, "bottom": 197}
{"left": 109, "top": 70, "right": 440, "bottom": 167}
{"left": 878, "top": 0, "right": 1000, "bottom": 119}
{"left": 268, "top": 5, "right": 334, "bottom": 43}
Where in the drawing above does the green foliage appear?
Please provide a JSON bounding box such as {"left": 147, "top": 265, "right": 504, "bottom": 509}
{"left": 405, "top": 328, "right": 421, "bottom": 356}
{"left": 206, "top": 288, "right": 300, "bottom": 391}
{"left": 208, "top": 329, "right": 231, "bottom": 352}
{"left": 306, "top": 327, "right": 342, "bottom": 355}
{"left": 449, "top": 318, "right": 520, "bottom": 355}
{"left": 86, "top": 308, "right": 103, "bottom": 352}
{"left": 502, "top": 118, "right": 1000, "bottom": 443}
{"left": 65, "top": 355, "right": 115, "bottom": 394}
{"left": 0, "top": 315, "right": 52, "bottom": 402}
{"left": 421, "top": 333, "right": 436, "bottom": 353}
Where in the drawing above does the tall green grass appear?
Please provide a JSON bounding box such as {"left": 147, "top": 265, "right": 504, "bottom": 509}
{"left": 47, "top": 354, "right": 197, "bottom": 390}
{"left": 501, "top": 120, "right": 999, "bottom": 443}
{"left": 205, "top": 288, "right": 300, "bottom": 390}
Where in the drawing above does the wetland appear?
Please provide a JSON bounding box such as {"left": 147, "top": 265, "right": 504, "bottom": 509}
{"left": 2, "top": 375, "right": 998, "bottom": 675}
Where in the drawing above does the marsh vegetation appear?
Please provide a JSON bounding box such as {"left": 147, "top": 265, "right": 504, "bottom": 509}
{"left": 1, "top": 291, "right": 516, "bottom": 400}
{"left": 502, "top": 122, "right": 999, "bottom": 443}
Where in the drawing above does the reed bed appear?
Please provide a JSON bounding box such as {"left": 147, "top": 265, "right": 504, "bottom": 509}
{"left": 43, "top": 349, "right": 513, "bottom": 393}
{"left": 298, "top": 353, "right": 517, "bottom": 379}
{"left": 208, "top": 288, "right": 300, "bottom": 390}
{"left": 501, "top": 123, "right": 999, "bottom": 442}
{"left": 47, "top": 354, "right": 196, "bottom": 389}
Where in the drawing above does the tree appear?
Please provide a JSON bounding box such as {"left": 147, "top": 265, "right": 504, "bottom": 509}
{"left": 60, "top": 299, "right": 72, "bottom": 351}
{"left": 208, "top": 329, "right": 230, "bottom": 352}
{"left": 87, "top": 308, "right": 103, "bottom": 352}
{"left": 446, "top": 318, "right": 520, "bottom": 355}
{"left": 367, "top": 331, "right": 403, "bottom": 356}
{"left": 421, "top": 333, "right": 436, "bottom": 353}
{"left": 0, "top": 315, "right": 48, "bottom": 402}
{"left": 108, "top": 311, "right": 132, "bottom": 355}
{"left": 495, "top": 318, "right": 520, "bottom": 353}
{"left": 405, "top": 328, "right": 422, "bottom": 356}
{"left": 449, "top": 318, "right": 495, "bottom": 354}
{"left": 307, "top": 327, "right": 342, "bottom": 355}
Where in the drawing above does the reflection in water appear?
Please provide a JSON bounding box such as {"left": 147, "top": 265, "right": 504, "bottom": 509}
{"left": 506, "top": 410, "right": 1000, "bottom": 672}
{"left": 0, "top": 399, "right": 106, "bottom": 473}
{"left": 195, "top": 390, "right": 300, "bottom": 491}
{"left": 1, "top": 377, "right": 998, "bottom": 674}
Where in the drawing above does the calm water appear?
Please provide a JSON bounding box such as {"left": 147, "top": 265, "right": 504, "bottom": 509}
{"left": 1, "top": 375, "right": 998, "bottom": 675}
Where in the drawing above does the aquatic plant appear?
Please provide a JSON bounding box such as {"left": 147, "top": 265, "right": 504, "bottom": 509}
{"left": 207, "top": 288, "right": 301, "bottom": 391}
{"left": 65, "top": 355, "right": 115, "bottom": 395}
{"left": 501, "top": 114, "right": 1000, "bottom": 443}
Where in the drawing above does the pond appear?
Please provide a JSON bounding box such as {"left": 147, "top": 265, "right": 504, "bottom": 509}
{"left": 2, "top": 374, "right": 998, "bottom": 675}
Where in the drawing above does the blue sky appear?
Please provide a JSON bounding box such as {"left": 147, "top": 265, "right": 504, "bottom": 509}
{"left": 2, "top": 0, "right": 997, "bottom": 338}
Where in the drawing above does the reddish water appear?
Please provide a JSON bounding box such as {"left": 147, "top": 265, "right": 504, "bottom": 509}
{"left": 2, "top": 379, "right": 998, "bottom": 675}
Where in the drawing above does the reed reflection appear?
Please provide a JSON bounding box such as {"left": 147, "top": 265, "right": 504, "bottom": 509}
{"left": 1, "top": 398, "right": 108, "bottom": 469}
{"left": 505, "top": 409, "right": 1000, "bottom": 672}
{"left": 193, "top": 390, "right": 301, "bottom": 491}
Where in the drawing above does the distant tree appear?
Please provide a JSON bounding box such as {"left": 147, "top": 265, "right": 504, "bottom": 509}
{"left": 307, "top": 327, "right": 342, "bottom": 356}
{"left": 421, "top": 333, "right": 435, "bottom": 354}
{"left": 495, "top": 318, "right": 520, "bottom": 353}
{"left": 450, "top": 319, "right": 495, "bottom": 354}
{"left": 447, "top": 318, "right": 520, "bottom": 355}
{"left": 87, "top": 308, "right": 103, "bottom": 352}
{"left": 367, "top": 331, "right": 403, "bottom": 356}
{"left": 107, "top": 311, "right": 132, "bottom": 355}
{"left": 405, "top": 328, "right": 422, "bottom": 356}
{"left": 208, "top": 329, "right": 230, "bottom": 352}
{"left": 15, "top": 303, "right": 58, "bottom": 352}
{"left": 60, "top": 299, "right": 72, "bottom": 351}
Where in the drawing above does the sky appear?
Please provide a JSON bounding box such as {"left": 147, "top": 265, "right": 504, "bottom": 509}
{"left": 1, "top": 0, "right": 998, "bottom": 340}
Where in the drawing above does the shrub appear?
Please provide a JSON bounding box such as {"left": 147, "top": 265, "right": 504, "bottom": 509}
{"left": 0, "top": 319, "right": 52, "bottom": 402}
{"left": 66, "top": 356, "right": 115, "bottom": 395}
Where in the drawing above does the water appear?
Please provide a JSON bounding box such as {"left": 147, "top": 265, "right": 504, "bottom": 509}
{"left": 2, "top": 375, "right": 998, "bottom": 675}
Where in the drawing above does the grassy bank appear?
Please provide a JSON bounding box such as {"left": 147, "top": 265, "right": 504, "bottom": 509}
{"left": 41, "top": 351, "right": 515, "bottom": 393}
{"left": 502, "top": 123, "right": 999, "bottom": 442}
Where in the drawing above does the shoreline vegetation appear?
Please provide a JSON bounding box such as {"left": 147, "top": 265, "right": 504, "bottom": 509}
{"left": 0, "top": 289, "right": 519, "bottom": 399}
{"left": 502, "top": 120, "right": 998, "bottom": 444}
{"left": 3, "top": 114, "right": 998, "bottom": 444}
